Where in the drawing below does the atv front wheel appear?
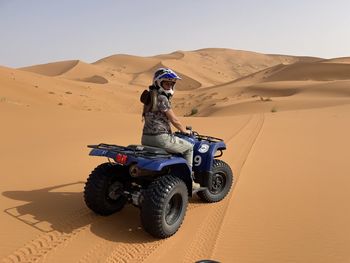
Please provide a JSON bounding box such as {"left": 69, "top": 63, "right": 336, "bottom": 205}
{"left": 197, "top": 160, "right": 233, "bottom": 203}
{"left": 140, "top": 175, "right": 188, "bottom": 238}
{"left": 84, "top": 163, "right": 128, "bottom": 215}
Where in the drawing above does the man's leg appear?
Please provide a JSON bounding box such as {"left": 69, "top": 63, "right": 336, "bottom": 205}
{"left": 161, "top": 135, "right": 200, "bottom": 190}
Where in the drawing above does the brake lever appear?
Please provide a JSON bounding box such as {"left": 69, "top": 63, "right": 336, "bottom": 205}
{"left": 185, "top": 126, "right": 193, "bottom": 136}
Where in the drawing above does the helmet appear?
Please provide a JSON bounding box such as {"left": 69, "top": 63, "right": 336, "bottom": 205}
{"left": 153, "top": 68, "right": 181, "bottom": 96}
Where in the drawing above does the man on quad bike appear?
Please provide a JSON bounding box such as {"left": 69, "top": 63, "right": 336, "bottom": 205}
{"left": 140, "top": 68, "right": 201, "bottom": 190}
{"left": 85, "top": 75, "right": 233, "bottom": 238}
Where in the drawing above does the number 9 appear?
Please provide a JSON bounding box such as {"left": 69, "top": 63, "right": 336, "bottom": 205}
{"left": 194, "top": 155, "right": 202, "bottom": 166}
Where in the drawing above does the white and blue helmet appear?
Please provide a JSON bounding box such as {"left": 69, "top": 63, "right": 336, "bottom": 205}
{"left": 153, "top": 68, "right": 181, "bottom": 96}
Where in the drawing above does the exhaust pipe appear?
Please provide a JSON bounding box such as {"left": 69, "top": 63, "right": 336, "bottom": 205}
{"left": 129, "top": 164, "right": 140, "bottom": 177}
{"left": 129, "top": 164, "right": 167, "bottom": 177}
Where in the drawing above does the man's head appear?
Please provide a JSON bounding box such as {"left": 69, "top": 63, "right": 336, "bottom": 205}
{"left": 153, "top": 68, "right": 181, "bottom": 97}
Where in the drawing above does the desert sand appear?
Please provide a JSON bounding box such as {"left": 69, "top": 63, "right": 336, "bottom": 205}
{"left": 1, "top": 48, "right": 350, "bottom": 262}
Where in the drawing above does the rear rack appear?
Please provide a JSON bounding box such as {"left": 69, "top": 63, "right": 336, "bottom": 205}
{"left": 88, "top": 143, "right": 172, "bottom": 159}
{"left": 88, "top": 143, "right": 128, "bottom": 152}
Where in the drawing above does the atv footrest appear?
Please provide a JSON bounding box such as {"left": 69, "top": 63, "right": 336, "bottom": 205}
{"left": 192, "top": 187, "right": 208, "bottom": 195}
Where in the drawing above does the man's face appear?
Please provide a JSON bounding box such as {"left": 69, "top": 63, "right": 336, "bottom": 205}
{"left": 161, "top": 80, "right": 176, "bottom": 90}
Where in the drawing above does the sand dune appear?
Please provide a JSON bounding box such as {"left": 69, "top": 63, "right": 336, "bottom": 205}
{"left": 93, "top": 54, "right": 160, "bottom": 74}
{"left": 21, "top": 48, "right": 320, "bottom": 89}
{"left": 263, "top": 61, "right": 350, "bottom": 82}
{"left": 211, "top": 58, "right": 350, "bottom": 91}
{"left": 0, "top": 65, "right": 142, "bottom": 113}
{"left": 78, "top": 75, "right": 108, "bottom": 84}
{"left": 2, "top": 48, "right": 350, "bottom": 263}
{"left": 321, "top": 57, "right": 350, "bottom": 64}
{"left": 59, "top": 61, "right": 107, "bottom": 83}
{"left": 20, "top": 60, "right": 80, "bottom": 76}
{"left": 20, "top": 60, "right": 110, "bottom": 84}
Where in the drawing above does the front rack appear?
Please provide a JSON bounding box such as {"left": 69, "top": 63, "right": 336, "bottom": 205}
{"left": 175, "top": 131, "right": 223, "bottom": 143}
{"left": 194, "top": 134, "right": 223, "bottom": 143}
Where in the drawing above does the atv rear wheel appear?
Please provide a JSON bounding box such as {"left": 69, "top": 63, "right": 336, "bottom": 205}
{"left": 197, "top": 160, "right": 233, "bottom": 203}
{"left": 84, "top": 163, "right": 128, "bottom": 215}
{"left": 140, "top": 175, "right": 188, "bottom": 238}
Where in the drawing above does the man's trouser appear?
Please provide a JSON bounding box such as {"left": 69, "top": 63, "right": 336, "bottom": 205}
{"left": 141, "top": 133, "right": 193, "bottom": 168}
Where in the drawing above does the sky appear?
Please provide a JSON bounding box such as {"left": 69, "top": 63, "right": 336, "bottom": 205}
{"left": 1, "top": 0, "right": 350, "bottom": 68}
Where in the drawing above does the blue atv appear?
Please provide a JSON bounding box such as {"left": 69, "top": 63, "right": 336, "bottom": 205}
{"left": 84, "top": 127, "right": 233, "bottom": 238}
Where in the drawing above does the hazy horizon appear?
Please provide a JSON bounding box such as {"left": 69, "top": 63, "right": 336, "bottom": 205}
{"left": 1, "top": 0, "right": 350, "bottom": 68}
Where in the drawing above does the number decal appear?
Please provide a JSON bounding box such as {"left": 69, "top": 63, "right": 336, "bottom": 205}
{"left": 194, "top": 155, "right": 202, "bottom": 166}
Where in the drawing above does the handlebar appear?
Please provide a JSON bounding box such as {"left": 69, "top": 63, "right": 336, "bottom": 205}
{"left": 175, "top": 127, "right": 223, "bottom": 143}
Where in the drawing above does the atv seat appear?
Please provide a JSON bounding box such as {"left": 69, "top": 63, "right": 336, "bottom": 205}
{"left": 127, "top": 144, "right": 171, "bottom": 156}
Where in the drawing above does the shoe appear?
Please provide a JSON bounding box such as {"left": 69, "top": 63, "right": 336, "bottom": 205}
{"left": 192, "top": 181, "right": 201, "bottom": 190}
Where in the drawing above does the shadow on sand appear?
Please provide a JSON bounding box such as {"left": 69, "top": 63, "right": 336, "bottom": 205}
{"left": 2, "top": 182, "right": 204, "bottom": 244}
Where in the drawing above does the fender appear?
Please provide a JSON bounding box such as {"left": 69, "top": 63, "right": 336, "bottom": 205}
{"left": 206, "top": 141, "right": 226, "bottom": 170}
{"left": 137, "top": 158, "right": 192, "bottom": 196}
{"left": 136, "top": 156, "right": 190, "bottom": 172}
{"left": 193, "top": 141, "right": 226, "bottom": 172}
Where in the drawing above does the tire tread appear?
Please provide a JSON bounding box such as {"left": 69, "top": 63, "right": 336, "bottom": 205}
{"left": 197, "top": 160, "right": 233, "bottom": 203}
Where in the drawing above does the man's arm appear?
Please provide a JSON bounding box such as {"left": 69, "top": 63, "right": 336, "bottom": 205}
{"left": 165, "top": 109, "right": 187, "bottom": 133}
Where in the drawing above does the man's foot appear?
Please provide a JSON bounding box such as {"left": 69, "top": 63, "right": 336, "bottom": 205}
{"left": 192, "top": 181, "right": 201, "bottom": 190}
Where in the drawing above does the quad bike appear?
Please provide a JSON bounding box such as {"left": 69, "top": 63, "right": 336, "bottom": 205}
{"left": 84, "top": 127, "right": 233, "bottom": 238}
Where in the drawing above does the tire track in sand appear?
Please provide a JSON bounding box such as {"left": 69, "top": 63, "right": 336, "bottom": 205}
{"left": 184, "top": 114, "right": 254, "bottom": 212}
{"left": 2, "top": 207, "right": 101, "bottom": 263}
{"left": 77, "top": 226, "right": 165, "bottom": 263}
{"left": 182, "top": 113, "right": 265, "bottom": 263}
